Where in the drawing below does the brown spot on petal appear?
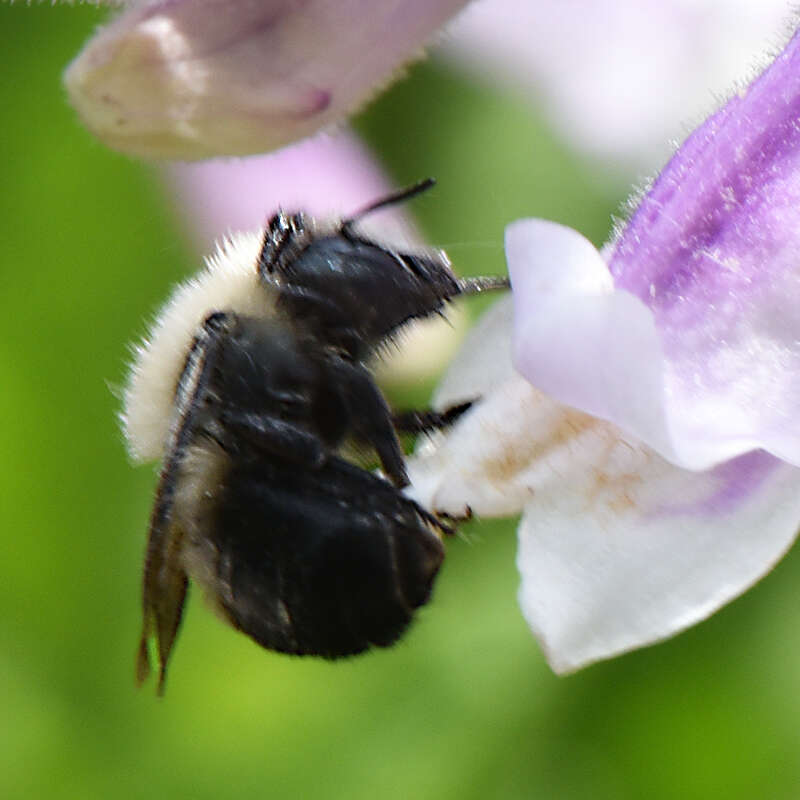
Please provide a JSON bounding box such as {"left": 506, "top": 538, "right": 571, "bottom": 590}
{"left": 483, "top": 407, "right": 599, "bottom": 486}
{"left": 590, "top": 467, "right": 643, "bottom": 514}
{"left": 585, "top": 436, "right": 651, "bottom": 517}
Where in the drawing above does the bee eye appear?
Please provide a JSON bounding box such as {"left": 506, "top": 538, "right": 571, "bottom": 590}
{"left": 258, "top": 211, "right": 309, "bottom": 278}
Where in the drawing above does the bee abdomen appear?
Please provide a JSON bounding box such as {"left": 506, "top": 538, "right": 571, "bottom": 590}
{"left": 207, "top": 455, "right": 445, "bottom": 658}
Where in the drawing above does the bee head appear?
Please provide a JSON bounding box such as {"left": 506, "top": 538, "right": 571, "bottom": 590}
{"left": 273, "top": 232, "right": 462, "bottom": 356}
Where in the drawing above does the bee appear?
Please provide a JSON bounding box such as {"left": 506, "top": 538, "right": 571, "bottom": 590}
{"left": 122, "top": 179, "right": 508, "bottom": 693}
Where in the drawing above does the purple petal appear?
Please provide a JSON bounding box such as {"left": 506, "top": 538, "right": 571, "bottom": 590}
{"left": 64, "top": 0, "right": 470, "bottom": 159}
{"left": 510, "top": 30, "right": 800, "bottom": 469}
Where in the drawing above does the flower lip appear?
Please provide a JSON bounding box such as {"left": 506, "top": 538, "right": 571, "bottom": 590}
{"left": 406, "top": 294, "right": 800, "bottom": 675}
{"left": 407, "top": 13, "right": 800, "bottom": 680}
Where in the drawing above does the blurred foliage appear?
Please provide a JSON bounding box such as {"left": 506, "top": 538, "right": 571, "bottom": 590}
{"left": 4, "top": 5, "right": 800, "bottom": 800}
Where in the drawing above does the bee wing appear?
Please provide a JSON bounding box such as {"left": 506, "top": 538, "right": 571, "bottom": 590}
{"left": 137, "top": 313, "right": 230, "bottom": 695}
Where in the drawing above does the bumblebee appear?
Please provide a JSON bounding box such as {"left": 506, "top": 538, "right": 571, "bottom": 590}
{"left": 122, "top": 180, "right": 508, "bottom": 692}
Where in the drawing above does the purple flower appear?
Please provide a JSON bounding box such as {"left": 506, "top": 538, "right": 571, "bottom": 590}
{"left": 408, "top": 28, "right": 800, "bottom": 672}
{"left": 63, "top": 0, "right": 471, "bottom": 159}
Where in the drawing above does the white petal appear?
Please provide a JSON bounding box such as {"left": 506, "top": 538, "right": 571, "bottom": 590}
{"left": 409, "top": 294, "right": 529, "bottom": 516}
{"left": 408, "top": 374, "right": 555, "bottom": 518}
{"left": 432, "top": 294, "right": 517, "bottom": 408}
{"left": 508, "top": 220, "right": 672, "bottom": 454}
{"left": 518, "top": 448, "right": 800, "bottom": 674}
{"left": 408, "top": 362, "right": 800, "bottom": 674}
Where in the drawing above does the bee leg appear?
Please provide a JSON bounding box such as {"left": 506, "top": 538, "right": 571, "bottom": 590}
{"left": 215, "top": 409, "right": 326, "bottom": 468}
{"left": 391, "top": 400, "right": 475, "bottom": 435}
{"left": 327, "top": 356, "right": 409, "bottom": 488}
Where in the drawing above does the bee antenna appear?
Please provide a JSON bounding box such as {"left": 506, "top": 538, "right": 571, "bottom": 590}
{"left": 341, "top": 178, "right": 436, "bottom": 237}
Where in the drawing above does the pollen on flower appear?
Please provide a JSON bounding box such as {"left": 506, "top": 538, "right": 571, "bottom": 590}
{"left": 482, "top": 404, "right": 598, "bottom": 486}
{"left": 587, "top": 464, "right": 645, "bottom": 516}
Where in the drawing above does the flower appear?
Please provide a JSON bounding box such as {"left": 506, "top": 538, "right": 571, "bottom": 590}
{"left": 408, "top": 27, "right": 800, "bottom": 673}
{"left": 63, "top": 0, "right": 471, "bottom": 160}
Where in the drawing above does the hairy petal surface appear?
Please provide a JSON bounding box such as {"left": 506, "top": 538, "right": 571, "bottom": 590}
{"left": 509, "top": 29, "right": 800, "bottom": 469}
{"left": 64, "top": 0, "right": 470, "bottom": 159}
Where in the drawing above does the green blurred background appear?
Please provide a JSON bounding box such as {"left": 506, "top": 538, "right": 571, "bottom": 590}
{"left": 5, "top": 5, "right": 800, "bottom": 799}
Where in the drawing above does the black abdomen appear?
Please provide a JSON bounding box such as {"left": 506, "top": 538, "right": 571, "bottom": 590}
{"left": 211, "top": 455, "right": 445, "bottom": 658}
